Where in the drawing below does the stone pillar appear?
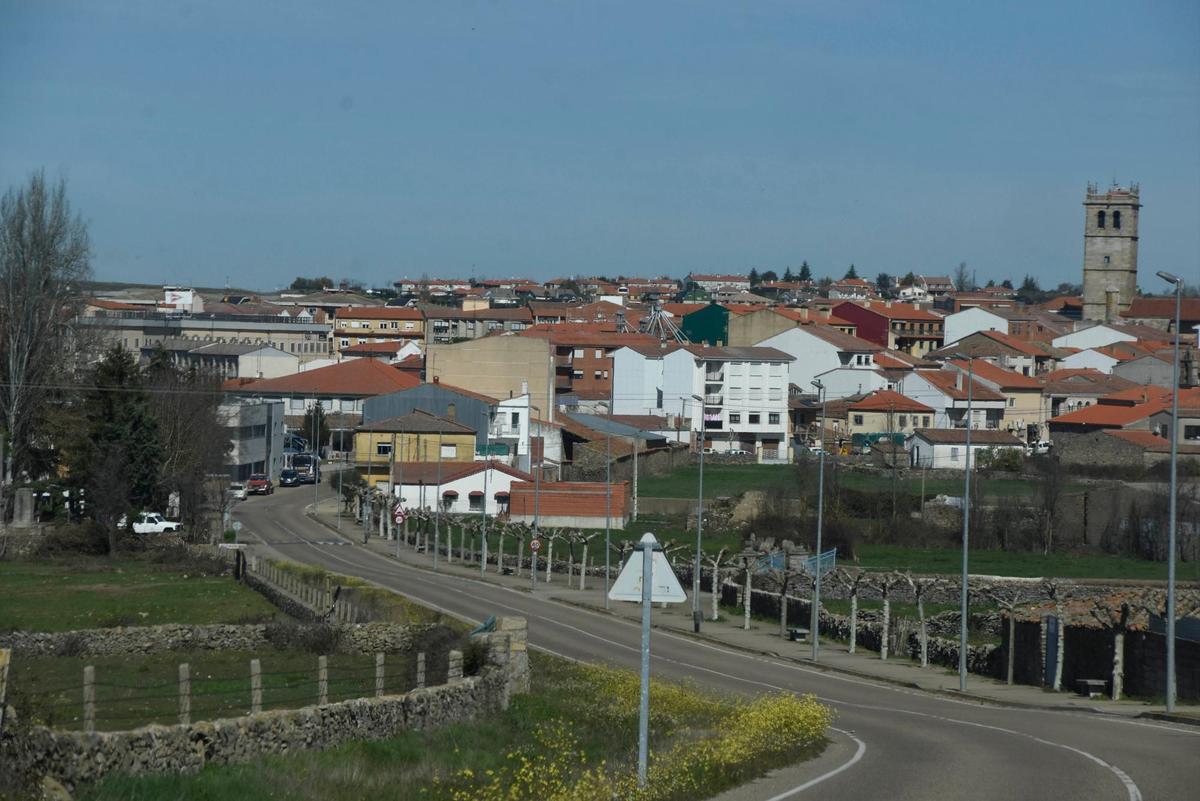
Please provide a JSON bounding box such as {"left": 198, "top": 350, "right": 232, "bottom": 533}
{"left": 250, "top": 659, "right": 262, "bottom": 714}
{"left": 318, "top": 656, "right": 328, "bottom": 705}
{"left": 83, "top": 665, "right": 95, "bottom": 733}
{"left": 375, "top": 653, "right": 385, "bottom": 698}
{"left": 178, "top": 663, "right": 191, "bottom": 725}
{"left": 448, "top": 650, "right": 463, "bottom": 683}
{"left": 416, "top": 653, "right": 426, "bottom": 689}
{"left": 497, "top": 617, "right": 530, "bottom": 695}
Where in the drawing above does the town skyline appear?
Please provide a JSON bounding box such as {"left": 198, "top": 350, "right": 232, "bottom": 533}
{"left": 3, "top": 2, "right": 1198, "bottom": 289}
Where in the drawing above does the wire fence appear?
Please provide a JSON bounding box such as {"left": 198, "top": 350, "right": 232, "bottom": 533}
{"left": 14, "top": 650, "right": 455, "bottom": 732}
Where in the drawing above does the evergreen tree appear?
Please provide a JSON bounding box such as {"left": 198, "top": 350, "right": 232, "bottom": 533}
{"left": 748, "top": 268, "right": 760, "bottom": 286}
{"left": 302, "top": 403, "right": 331, "bottom": 452}
{"left": 986, "top": 279, "right": 996, "bottom": 288}
{"left": 1001, "top": 278, "right": 1014, "bottom": 289}
{"left": 798, "top": 261, "right": 812, "bottom": 282}
{"left": 900, "top": 271, "right": 916, "bottom": 286}
{"left": 844, "top": 264, "right": 858, "bottom": 280}
{"left": 761, "top": 270, "right": 778, "bottom": 283}
{"left": 875, "top": 273, "right": 892, "bottom": 292}
{"left": 783, "top": 266, "right": 794, "bottom": 282}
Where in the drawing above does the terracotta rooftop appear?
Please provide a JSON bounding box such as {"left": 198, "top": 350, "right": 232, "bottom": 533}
{"left": 1103, "top": 430, "right": 1200, "bottom": 455}
{"left": 419, "top": 305, "right": 533, "bottom": 321}
{"left": 507, "top": 481, "right": 630, "bottom": 519}
{"left": 801, "top": 324, "right": 882, "bottom": 352}
{"left": 1048, "top": 400, "right": 1169, "bottom": 428}
{"left": 848, "top": 390, "right": 934, "bottom": 414}
{"left": 228, "top": 358, "right": 420, "bottom": 397}
{"left": 913, "top": 369, "right": 1006, "bottom": 402}
{"left": 946, "top": 359, "right": 1043, "bottom": 390}
{"left": 834, "top": 300, "right": 943, "bottom": 321}
{"left": 1121, "top": 297, "right": 1200, "bottom": 321}
{"left": 335, "top": 306, "right": 423, "bottom": 320}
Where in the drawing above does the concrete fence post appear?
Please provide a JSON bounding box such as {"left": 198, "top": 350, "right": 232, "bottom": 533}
{"left": 178, "top": 663, "right": 191, "bottom": 725}
{"left": 0, "top": 648, "right": 9, "bottom": 734}
{"left": 250, "top": 658, "right": 262, "bottom": 714}
{"left": 318, "top": 656, "right": 328, "bottom": 705}
{"left": 83, "top": 665, "right": 95, "bottom": 733}
{"left": 448, "top": 650, "right": 463, "bottom": 683}
{"left": 416, "top": 652, "right": 426, "bottom": 689}
{"left": 375, "top": 653, "right": 385, "bottom": 697}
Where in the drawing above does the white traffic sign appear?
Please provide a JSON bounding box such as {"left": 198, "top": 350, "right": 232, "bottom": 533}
{"left": 529, "top": 539, "right": 541, "bottom": 552}
{"left": 392, "top": 503, "right": 406, "bottom": 525}
{"left": 608, "top": 534, "right": 687, "bottom": 604}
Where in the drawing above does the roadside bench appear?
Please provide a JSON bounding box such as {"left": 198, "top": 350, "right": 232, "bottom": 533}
{"left": 1076, "top": 679, "right": 1107, "bottom": 699}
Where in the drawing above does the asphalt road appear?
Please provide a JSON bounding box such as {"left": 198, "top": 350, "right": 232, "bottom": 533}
{"left": 234, "top": 487, "right": 1198, "bottom": 801}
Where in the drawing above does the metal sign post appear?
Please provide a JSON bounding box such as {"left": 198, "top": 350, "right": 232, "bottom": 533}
{"left": 608, "top": 533, "right": 687, "bottom": 788}
{"left": 530, "top": 538, "right": 541, "bottom": 591}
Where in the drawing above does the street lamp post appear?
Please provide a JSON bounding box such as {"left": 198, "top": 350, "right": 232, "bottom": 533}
{"left": 1157, "top": 270, "right": 1183, "bottom": 712}
{"left": 810, "top": 380, "right": 827, "bottom": 661}
{"left": 953, "top": 353, "right": 975, "bottom": 692}
{"left": 604, "top": 395, "right": 613, "bottom": 609}
{"left": 691, "top": 394, "right": 706, "bottom": 633}
{"left": 530, "top": 404, "right": 542, "bottom": 590}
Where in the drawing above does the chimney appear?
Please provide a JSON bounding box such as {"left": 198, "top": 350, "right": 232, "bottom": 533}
{"left": 956, "top": 371, "right": 964, "bottom": 390}
{"left": 521, "top": 380, "right": 529, "bottom": 395}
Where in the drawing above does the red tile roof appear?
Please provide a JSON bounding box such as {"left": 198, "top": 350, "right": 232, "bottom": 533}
{"left": 335, "top": 306, "right": 423, "bottom": 320}
{"left": 946, "top": 359, "right": 1043, "bottom": 389}
{"left": 1049, "top": 400, "right": 1168, "bottom": 428}
{"left": 229, "top": 358, "right": 420, "bottom": 397}
{"left": 390, "top": 460, "right": 532, "bottom": 484}
{"left": 1121, "top": 297, "right": 1200, "bottom": 320}
{"left": 834, "top": 300, "right": 943, "bottom": 321}
{"left": 914, "top": 369, "right": 1006, "bottom": 401}
{"left": 507, "top": 481, "right": 629, "bottom": 519}
{"left": 1101, "top": 430, "right": 1200, "bottom": 454}
{"left": 801, "top": 324, "right": 882, "bottom": 352}
{"left": 848, "top": 390, "right": 934, "bottom": 414}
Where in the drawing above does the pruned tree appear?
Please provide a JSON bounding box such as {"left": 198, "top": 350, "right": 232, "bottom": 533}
{"left": 768, "top": 558, "right": 805, "bottom": 639}
{"left": 704, "top": 547, "right": 730, "bottom": 621}
{"left": 1, "top": 172, "right": 91, "bottom": 490}
{"left": 513, "top": 524, "right": 529, "bottom": 577}
{"left": 543, "top": 528, "right": 564, "bottom": 583}
{"left": 577, "top": 531, "right": 598, "bottom": 591}
{"left": 1088, "top": 593, "right": 1135, "bottom": 701}
{"left": 978, "top": 583, "right": 1029, "bottom": 685}
{"left": 873, "top": 572, "right": 903, "bottom": 661}
{"left": 903, "top": 573, "right": 947, "bottom": 668}
{"left": 738, "top": 540, "right": 768, "bottom": 631}
{"left": 1042, "top": 579, "right": 1067, "bottom": 691}
{"left": 834, "top": 569, "right": 870, "bottom": 654}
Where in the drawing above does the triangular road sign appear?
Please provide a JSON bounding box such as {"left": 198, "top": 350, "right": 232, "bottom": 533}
{"left": 608, "top": 535, "right": 688, "bottom": 604}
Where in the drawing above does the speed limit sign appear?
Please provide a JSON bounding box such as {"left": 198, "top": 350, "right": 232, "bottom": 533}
{"left": 529, "top": 538, "right": 541, "bottom": 552}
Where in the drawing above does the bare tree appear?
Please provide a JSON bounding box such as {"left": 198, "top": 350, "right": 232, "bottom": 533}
{"left": 543, "top": 528, "right": 564, "bottom": 582}
{"left": 1088, "top": 594, "right": 1136, "bottom": 701}
{"left": 834, "top": 569, "right": 870, "bottom": 654}
{"left": 768, "top": 560, "right": 805, "bottom": 639}
{"left": 903, "top": 573, "right": 947, "bottom": 668}
{"left": 978, "top": 583, "right": 1029, "bottom": 685}
{"left": 953, "top": 261, "right": 972, "bottom": 292}
{"left": 873, "top": 572, "right": 903, "bottom": 661}
{"left": 704, "top": 547, "right": 730, "bottom": 621}
{"left": 1042, "top": 580, "right": 1066, "bottom": 691}
{"left": 577, "top": 531, "right": 598, "bottom": 591}
{"left": 0, "top": 173, "right": 91, "bottom": 505}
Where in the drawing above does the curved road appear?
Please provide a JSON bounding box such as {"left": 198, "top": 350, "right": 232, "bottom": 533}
{"left": 234, "top": 488, "right": 1197, "bottom": 801}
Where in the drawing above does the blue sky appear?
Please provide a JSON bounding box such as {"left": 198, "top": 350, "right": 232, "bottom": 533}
{"left": 2, "top": 1, "right": 1197, "bottom": 291}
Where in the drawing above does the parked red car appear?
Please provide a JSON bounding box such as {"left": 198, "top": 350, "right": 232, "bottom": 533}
{"left": 247, "top": 473, "right": 275, "bottom": 495}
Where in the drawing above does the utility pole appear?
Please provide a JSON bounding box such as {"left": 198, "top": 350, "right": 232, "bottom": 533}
{"left": 1157, "top": 270, "right": 1183, "bottom": 712}
{"left": 433, "top": 430, "right": 443, "bottom": 570}
{"left": 811, "top": 379, "right": 827, "bottom": 661}
{"left": 604, "top": 397, "right": 613, "bottom": 609}
{"left": 957, "top": 354, "right": 974, "bottom": 692}
{"left": 480, "top": 416, "right": 491, "bottom": 578}
{"left": 690, "top": 394, "right": 706, "bottom": 633}
{"left": 390, "top": 432, "right": 398, "bottom": 556}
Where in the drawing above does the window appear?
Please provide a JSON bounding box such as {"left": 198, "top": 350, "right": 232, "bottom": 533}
{"left": 729, "top": 413, "right": 741, "bottom": 424}
{"left": 922, "top": 415, "right": 931, "bottom": 427}
{"left": 748, "top": 413, "right": 761, "bottom": 424}
{"left": 573, "top": 348, "right": 585, "bottom": 358}
{"left": 768, "top": 412, "right": 780, "bottom": 425}
{"left": 511, "top": 412, "right": 520, "bottom": 427}
{"left": 853, "top": 414, "right": 864, "bottom": 426}
{"left": 1184, "top": 425, "right": 1200, "bottom": 441}
{"left": 573, "top": 370, "right": 583, "bottom": 379}
{"left": 950, "top": 447, "right": 960, "bottom": 461}
{"left": 1008, "top": 398, "right": 1015, "bottom": 407}
{"left": 390, "top": 321, "right": 398, "bottom": 329}
{"left": 898, "top": 415, "right": 907, "bottom": 428}
{"left": 1113, "top": 210, "right": 1121, "bottom": 229}
{"left": 469, "top": 493, "right": 484, "bottom": 512}
{"left": 595, "top": 349, "right": 603, "bottom": 359}
{"left": 594, "top": 370, "right": 603, "bottom": 379}
{"left": 440, "top": 444, "right": 456, "bottom": 458}
{"left": 340, "top": 338, "right": 349, "bottom": 347}
{"left": 373, "top": 441, "right": 393, "bottom": 456}
{"left": 1097, "top": 210, "right": 1106, "bottom": 229}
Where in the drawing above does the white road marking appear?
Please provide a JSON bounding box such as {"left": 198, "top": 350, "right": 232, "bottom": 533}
{"left": 253, "top": 507, "right": 1156, "bottom": 800}
{"left": 762, "top": 727, "right": 867, "bottom": 801}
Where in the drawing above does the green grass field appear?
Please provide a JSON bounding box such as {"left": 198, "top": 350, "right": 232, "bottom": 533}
{"left": 0, "top": 559, "right": 282, "bottom": 632}
{"left": 850, "top": 544, "right": 1197, "bottom": 581}
{"left": 77, "top": 653, "right": 831, "bottom": 801}
{"left": 9, "top": 649, "right": 418, "bottom": 732}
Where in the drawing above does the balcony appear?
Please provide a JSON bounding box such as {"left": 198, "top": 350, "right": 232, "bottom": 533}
{"left": 704, "top": 394, "right": 723, "bottom": 405}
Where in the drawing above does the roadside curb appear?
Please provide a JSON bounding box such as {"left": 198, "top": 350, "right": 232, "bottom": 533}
{"left": 303, "top": 508, "right": 1183, "bottom": 723}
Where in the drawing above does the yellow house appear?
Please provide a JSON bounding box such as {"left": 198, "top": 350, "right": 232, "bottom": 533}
{"left": 334, "top": 306, "right": 425, "bottom": 353}
{"left": 354, "top": 410, "right": 476, "bottom": 487}
{"left": 845, "top": 390, "right": 936, "bottom": 437}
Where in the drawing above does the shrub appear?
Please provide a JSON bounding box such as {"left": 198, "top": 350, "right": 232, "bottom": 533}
{"left": 264, "top": 620, "right": 343, "bottom": 654}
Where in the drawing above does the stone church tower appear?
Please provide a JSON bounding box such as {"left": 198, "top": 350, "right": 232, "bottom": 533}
{"left": 1081, "top": 183, "right": 1140, "bottom": 322}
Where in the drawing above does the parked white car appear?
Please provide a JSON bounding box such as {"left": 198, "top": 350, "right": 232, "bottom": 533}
{"left": 118, "top": 512, "right": 182, "bottom": 534}
{"left": 1025, "top": 440, "right": 1053, "bottom": 456}
{"left": 229, "top": 482, "right": 247, "bottom": 501}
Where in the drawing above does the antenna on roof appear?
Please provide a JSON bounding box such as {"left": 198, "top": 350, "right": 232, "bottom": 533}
{"left": 614, "top": 309, "right": 633, "bottom": 333}
{"left": 639, "top": 301, "right": 689, "bottom": 344}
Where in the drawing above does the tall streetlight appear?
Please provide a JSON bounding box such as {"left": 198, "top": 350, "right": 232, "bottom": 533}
{"left": 810, "top": 379, "right": 827, "bottom": 661}
{"left": 604, "top": 394, "right": 613, "bottom": 609}
{"left": 951, "top": 353, "right": 975, "bottom": 692}
{"left": 1157, "top": 270, "right": 1183, "bottom": 712}
{"left": 530, "top": 403, "right": 543, "bottom": 590}
{"left": 690, "top": 394, "right": 706, "bottom": 633}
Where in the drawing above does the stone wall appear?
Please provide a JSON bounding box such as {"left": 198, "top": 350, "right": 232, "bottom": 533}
{"left": 1, "top": 618, "right": 530, "bottom": 790}
{"left": 0, "top": 621, "right": 444, "bottom": 659}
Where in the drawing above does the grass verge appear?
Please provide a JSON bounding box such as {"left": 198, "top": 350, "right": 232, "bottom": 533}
{"left": 78, "top": 653, "right": 832, "bottom": 801}
{"left": 0, "top": 557, "right": 281, "bottom": 632}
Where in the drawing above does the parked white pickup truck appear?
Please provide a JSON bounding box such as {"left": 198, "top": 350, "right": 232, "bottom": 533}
{"left": 120, "top": 512, "right": 182, "bottom": 534}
